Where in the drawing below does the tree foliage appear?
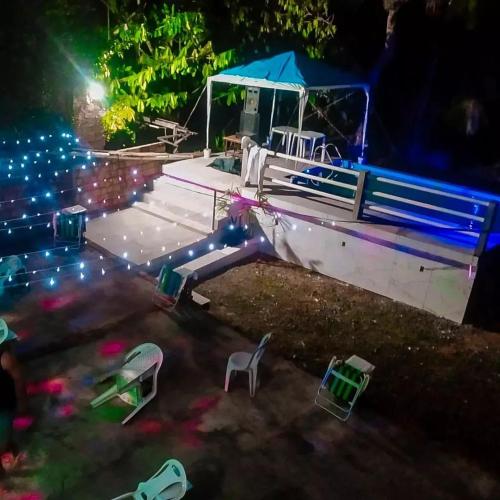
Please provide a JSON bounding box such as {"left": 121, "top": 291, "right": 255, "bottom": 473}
{"left": 227, "top": 0, "right": 336, "bottom": 58}
{"left": 98, "top": 0, "right": 337, "bottom": 138}
{"left": 98, "top": 4, "right": 235, "bottom": 138}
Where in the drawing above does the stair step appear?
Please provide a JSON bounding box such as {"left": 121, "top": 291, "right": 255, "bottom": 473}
{"left": 132, "top": 201, "right": 212, "bottom": 235}
{"left": 85, "top": 207, "right": 204, "bottom": 265}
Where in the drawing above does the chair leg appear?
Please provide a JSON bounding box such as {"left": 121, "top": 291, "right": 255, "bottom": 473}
{"left": 110, "top": 493, "right": 135, "bottom": 500}
{"left": 250, "top": 369, "right": 258, "bottom": 397}
{"left": 90, "top": 384, "right": 119, "bottom": 408}
{"left": 224, "top": 366, "right": 233, "bottom": 392}
{"left": 121, "top": 396, "right": 152, "bottom": 425}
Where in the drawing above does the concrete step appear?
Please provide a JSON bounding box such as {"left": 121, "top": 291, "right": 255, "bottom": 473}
{"left": 132, "top": 201, "right": 212, "bottom": 236}
{"left": 146, "top": 177, "right": 221, "bottom": 228}
{"left": 175, "top": 241, "right": 258, "bottom": 284}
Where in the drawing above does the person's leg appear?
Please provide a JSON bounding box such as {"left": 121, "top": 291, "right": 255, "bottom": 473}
{"left": 0, "top": 411, "right": 10, "bottom": 480}
{"left": 0, "top": 411, "right": 14, "bottom": 473}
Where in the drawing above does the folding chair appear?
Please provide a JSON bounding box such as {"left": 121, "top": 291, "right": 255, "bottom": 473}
{"left": 153, "top": 264, "right": 189, "bottom": 311}
{"left": 315, "top": 355, "right": 374, "bottom": 421}
{"left": 53, "top": 205, "right": 87, "bottom": 247}
{"left": 91, "top": 343, "right": 163, "bottom": 425}
{"left": 111, "top": 458, "right": 188, "bottom": 500}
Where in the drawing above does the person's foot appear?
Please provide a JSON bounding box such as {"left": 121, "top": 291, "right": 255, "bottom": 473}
{"left": 1, "top": 451, "right": 27, "bottom": 472}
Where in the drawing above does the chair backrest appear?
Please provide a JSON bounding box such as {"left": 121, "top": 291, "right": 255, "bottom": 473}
{"left": 328, "top": 364, "right": 364, "bottom": 404}
{"left": 132, "top": 459, "right": 187, "bottom": 500}
{"left": 119, "top": 343, "right": 164, "bottom": 387}
{"left": 247, "top": 333, "right": 272, "bottom": 370}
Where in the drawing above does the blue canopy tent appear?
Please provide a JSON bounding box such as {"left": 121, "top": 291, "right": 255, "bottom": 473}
{"left": 206, "top": 51, "right": 370, "bottom": 159}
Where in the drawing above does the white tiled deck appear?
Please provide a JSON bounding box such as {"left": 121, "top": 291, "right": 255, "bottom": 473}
{"left": 162, "top": 155, "right": 476, "bottom": 264}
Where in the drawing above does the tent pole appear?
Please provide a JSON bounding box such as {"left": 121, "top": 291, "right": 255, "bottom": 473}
{"left": 361, "top": 87, "right": 370, "bottom": 163}
{"left": 206, "top": 78, "right": 213, "bottom": 151}
{"left": 268, "top": 89, "right": 277, "bottom": 146}
{"left": 295, "top": 89, "right": 308, "bottom": 168}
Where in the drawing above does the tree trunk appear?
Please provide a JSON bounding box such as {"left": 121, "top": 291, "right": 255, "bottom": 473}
{"left": 385, "top": 7, "right": 398, "bottom": 48}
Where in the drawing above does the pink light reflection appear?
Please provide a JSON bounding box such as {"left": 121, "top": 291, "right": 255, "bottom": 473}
{"left": 55, "top": 404, "right": 75, "bottom": 418}
{"left": 190, "top": 395, "right": 220, "bottom": 412}
{"left": 100, "top": 340, "right": 127, "bottom": 358}
{"left": 27, "top": 378, "right": 67, "bottom": 396}
{"left": 40, "top": 293, "right": 79, "bottom": 312}
{"left": 13, "top": 415, "right": 35, "bottom": 431}
{"left": 137, "top": 419, "right": 169, "bottom": 435}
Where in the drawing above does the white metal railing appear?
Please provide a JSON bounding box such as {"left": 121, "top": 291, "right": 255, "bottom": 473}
{"left": 375, "top": 176, "right": 491, "bottom": 206}
{"left": 250, "top": 147, "right": 497, "bottom": 255}
{"left": 259, "top": 153, "right": 359, "bottom": 207}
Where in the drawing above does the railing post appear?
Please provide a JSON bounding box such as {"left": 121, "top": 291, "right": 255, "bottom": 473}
{"left": 258, "top": 159, "right": 267, "bottom": 194}
{"left": 474, "top": 201, "right": 496, "bottom": 257}
{"left": 212, "top": 190, "right": 217, "bottom": 231}
{"left": 352, "top": 170, "right": 368, "bottom": 220}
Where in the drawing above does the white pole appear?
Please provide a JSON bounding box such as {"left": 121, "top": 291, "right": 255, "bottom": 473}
{"left": 361, "top": 86, "right": 370, "bottom": 163}
{"left": 269, "top": 89, "right": 277, "bottom": 144}
{"left": 294, "top": 89, "right": 308, "bottom": 168}
{"left": 205, "top": 78, "right": 213, "bottom": 151}
{"left": 297, "top": 90, "right": 308, "bottom": 155}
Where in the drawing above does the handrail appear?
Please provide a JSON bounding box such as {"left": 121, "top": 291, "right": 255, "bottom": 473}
{"left": 161, "top": 173, "right": 224, "bottom": 231}
{"left": 266, "top": 177, "right": 356, "bottom": 205}
{"left": 372, "top": 192, "right": 485, "bottom": 222}
{"left": 268, "top": 164, "right": 357, "bottom": 192}
{"left": 365, "top": 204, "right": 480, "bottom": 237}
{"left": 250, "top": 146, "right": 496, "bottom": 253}
{"left": 375, "top": 176, "right": 491, "bottom": 206}
{"left": 272, "top": 151, "right": 360, "bottom": 177}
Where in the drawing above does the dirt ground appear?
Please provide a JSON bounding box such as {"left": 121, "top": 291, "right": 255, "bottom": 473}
{"left": 197, "top": 258, "right": 500, "bottom": 473}
{"left": 5, "top": 251, "right": 499, "bottom": 499}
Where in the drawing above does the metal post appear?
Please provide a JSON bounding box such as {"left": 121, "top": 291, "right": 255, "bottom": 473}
{"left": 212, "top": 190, "right": 217, "bottom": 231}
{"left": 474, "top": 202, "right": 496, "bottom": 257}
{"left": 360, "top": 87, "right": 370, "bottom": 163}
{"left": 352, "top": 171, "right": 368, "bottom": 220}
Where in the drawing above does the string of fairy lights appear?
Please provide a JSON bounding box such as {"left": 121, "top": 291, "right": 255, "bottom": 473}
{"left": 0, "top": 131, "right": 148, "bottom": 290}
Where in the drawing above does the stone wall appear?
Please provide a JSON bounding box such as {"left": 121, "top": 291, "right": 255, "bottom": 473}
{"left": 73, "top": 93, "right": 106, "bottom": 150}
{"left": 73, "top": 142, "right": 166, "bottom": 213}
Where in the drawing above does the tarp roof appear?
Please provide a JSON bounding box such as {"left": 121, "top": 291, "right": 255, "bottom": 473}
{"left": 209, "top": 51, "right": 368, "bottom": 93}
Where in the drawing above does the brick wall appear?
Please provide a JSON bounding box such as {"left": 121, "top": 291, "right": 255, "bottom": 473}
{"left": 73, "top": 142, "right": 166, "bottom": 214}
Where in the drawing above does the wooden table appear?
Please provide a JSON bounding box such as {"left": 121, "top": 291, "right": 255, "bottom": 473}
{"left": 223, "top": 135, "right": 243, "bottom": 157}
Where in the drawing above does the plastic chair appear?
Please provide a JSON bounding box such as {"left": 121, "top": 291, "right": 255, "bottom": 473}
{"left": 224, "top": 333, "right": 272, "bottom": 397}
{"left": 111, "top": 458, "right": 188, "bottom": 500}
{"left": 0, "top": 255, "right": 26, "bottom": 294}
{"left": 91, "top": 343, "right": 163, "bottom": 425}
{"left": 315, "top": 355, "right": 374, "bottom": 421}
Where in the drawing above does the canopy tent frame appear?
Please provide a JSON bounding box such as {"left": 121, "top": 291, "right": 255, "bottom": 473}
{"left": 205, "top": 59, "right": 370, "bottom": 160}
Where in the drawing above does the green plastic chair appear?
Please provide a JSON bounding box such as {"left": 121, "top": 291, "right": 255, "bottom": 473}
{"left": 111, "top": 458, "right": 188, "bottom": 500}
{"left": 91, "top": 343, "right": 163, "bottom": 425}
{"left": 315, "top": 355, "right": 374, "bottom": 421}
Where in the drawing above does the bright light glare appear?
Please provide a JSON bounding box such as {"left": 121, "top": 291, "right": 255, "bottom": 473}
{"left": 87, "top": 81, "right": 105, "bottom": 102}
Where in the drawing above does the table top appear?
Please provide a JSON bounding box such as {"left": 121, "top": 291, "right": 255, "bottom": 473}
{"left": 294, "top": 131, "right": 326, "bottom": 139}
{"left": 223, "top": 134, "right": 243, "bottom": 143}
{"left": 272, "top": 126, "right": 298, "bottom": 134}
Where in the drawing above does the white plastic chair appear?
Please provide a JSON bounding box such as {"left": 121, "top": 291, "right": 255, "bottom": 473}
{"left": 111, "top": 458, "right": 188, "bottom": 500}
{"left": 91, "top": 343, "right": 163, "bottom": 425}
{"left": 224, "top": 333, "right": 272, "bottom": 397}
